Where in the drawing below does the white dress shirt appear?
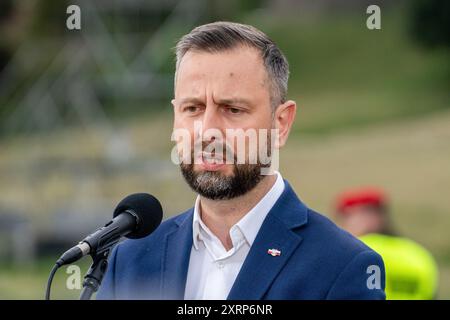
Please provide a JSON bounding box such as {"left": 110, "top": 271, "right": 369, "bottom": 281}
{"left": 184, "top": 171, "right": 285, "bottom": 300}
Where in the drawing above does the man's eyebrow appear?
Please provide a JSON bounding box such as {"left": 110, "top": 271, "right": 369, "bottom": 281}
{"left": 177, "top": 97, "right": 252, "bottom": 107}
{"left": 216, "top": 98, "right": 252, "bottom": 107}
{"left": 178, "top": 97, "right": 204, "bottom": 105}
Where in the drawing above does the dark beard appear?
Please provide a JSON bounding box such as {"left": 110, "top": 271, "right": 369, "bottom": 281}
{"left": 180, "top": 163, "right": 265, "bottom": 200}
{"left": 179, "top": 131, "right": 273, "bottom": 200}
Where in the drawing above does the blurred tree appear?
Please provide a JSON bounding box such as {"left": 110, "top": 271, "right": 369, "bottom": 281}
{"left": 204, "top": 0, "right": 265, "bottom": 22}
{"left": 409, "top": 0, "right": 450, "bottom": 48}
{"left": 0, "top": 0, "right": 14, "bottom": 21}
{"left": 30, "top": 0, "right": 70, "bottom": 37}
{"left": 0, "top": 0, "right": 14, "bottom": 72}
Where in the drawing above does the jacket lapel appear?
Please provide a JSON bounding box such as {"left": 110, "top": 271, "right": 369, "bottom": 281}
{"left": 161, "top": 209, "right": 194, "bottom": 299}
{"left": 227, "top": 181, "right": 308, "bottom": 300}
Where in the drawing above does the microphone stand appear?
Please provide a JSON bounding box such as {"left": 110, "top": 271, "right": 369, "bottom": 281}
{"left": 79, "top": 250, "right": 110, "bottom": 300}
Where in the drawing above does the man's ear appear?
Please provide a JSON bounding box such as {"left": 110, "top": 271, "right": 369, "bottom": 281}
{"left": 274, "top": 100, "right": 297, "bottom": 148}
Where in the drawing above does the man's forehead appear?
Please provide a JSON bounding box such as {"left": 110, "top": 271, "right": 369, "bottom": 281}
{"left": 175, "top": 47, "right": 268, "bottom": 98}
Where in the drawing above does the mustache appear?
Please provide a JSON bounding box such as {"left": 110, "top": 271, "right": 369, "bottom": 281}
{"left": 175, "top": 133, "right": 274, "bottom": 166}
{"left": 190, "top": 140, "right": 236, "bottom": 162}
{"left": 195, "top": 141, "right": 234, "bottom": 154}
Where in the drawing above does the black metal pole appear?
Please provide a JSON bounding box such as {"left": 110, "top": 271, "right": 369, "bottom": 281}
{"left": 80, "top": 252, "right": 109, "bottom": 300}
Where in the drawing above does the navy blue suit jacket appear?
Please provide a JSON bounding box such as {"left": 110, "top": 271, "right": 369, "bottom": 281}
{"left": 97, "top": 181, "right": 385, "bottom": 300}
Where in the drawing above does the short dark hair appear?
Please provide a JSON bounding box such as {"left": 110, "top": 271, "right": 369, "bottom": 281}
{"left": 174, "top": 21, "right": 289, "bottom": 109}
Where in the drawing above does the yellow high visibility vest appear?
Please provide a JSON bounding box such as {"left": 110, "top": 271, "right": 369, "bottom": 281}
{"left": 360, "top": 233, "right": 438, "bottom": 300}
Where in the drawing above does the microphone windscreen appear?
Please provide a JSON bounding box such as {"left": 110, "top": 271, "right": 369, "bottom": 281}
{"left": 113, "top": 193, "right": 163, "bottom": 239}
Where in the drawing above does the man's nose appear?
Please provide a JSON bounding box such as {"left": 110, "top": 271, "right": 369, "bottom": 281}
{"left": 201, "top": 105, "right": 223, "bottom": 141}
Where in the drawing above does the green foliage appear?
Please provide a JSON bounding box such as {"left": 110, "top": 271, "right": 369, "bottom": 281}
{"left": 408, "top": 0, "right": 450, "bottom": 48}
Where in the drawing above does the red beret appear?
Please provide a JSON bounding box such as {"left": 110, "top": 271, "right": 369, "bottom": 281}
{"left": 336, "top": 187, "right": 387, "bottom": 214}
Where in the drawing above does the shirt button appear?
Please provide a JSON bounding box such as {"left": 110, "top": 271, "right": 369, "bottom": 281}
{"left": 217, "top": 262, "right": 224, "bottom": 269}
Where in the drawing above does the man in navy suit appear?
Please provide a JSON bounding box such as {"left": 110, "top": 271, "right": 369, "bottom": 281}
{"left": 97, "top": 22, "right": 385, "bottom": 300}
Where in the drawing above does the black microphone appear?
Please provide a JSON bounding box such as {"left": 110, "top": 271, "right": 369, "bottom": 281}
{"left": 55, "top": 193, "right": 163, "bottom": 267}
{"left": 45, "top": 193, "right": 163, "bottom": 300}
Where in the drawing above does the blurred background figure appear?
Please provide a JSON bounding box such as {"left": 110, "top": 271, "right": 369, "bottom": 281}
{"left": 334, "top": 187, "right": 439, "bottom": 300}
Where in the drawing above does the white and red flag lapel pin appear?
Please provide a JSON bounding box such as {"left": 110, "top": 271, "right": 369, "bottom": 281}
{"left": 267, "top": 248, "right": 281, "bottom": 257}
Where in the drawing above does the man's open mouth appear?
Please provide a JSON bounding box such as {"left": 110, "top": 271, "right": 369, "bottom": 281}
{"left": 201, "top": 151, "right": 225, "bottom": 164}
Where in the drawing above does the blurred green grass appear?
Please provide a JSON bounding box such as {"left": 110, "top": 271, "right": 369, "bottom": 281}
{"left": 0, "top": 258, "right": 91, "bottom": 300}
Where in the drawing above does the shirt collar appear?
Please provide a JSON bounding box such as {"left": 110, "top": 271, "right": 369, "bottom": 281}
{"left": 192, "top": 171, "right": 285, "bottom": 250}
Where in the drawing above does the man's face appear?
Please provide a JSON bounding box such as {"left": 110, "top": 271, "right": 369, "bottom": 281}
{"left": 172, "top": 46, "right": 276, "bottom": 200}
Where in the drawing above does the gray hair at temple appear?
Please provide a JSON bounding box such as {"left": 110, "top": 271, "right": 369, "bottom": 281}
{"left": 174, "top": 21, "right": 290, "bottom": 110}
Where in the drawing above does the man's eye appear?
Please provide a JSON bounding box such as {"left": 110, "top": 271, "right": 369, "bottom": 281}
{"left": 184, "top": 106, "right": 199, "bottom": 113}
{"left": 227, "top": 107, "right": 242, "bottom": 114}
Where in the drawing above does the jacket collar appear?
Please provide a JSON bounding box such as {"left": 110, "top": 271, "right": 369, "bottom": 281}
{"left": 227, "top": 180, "right": 308, "bottom": 299}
